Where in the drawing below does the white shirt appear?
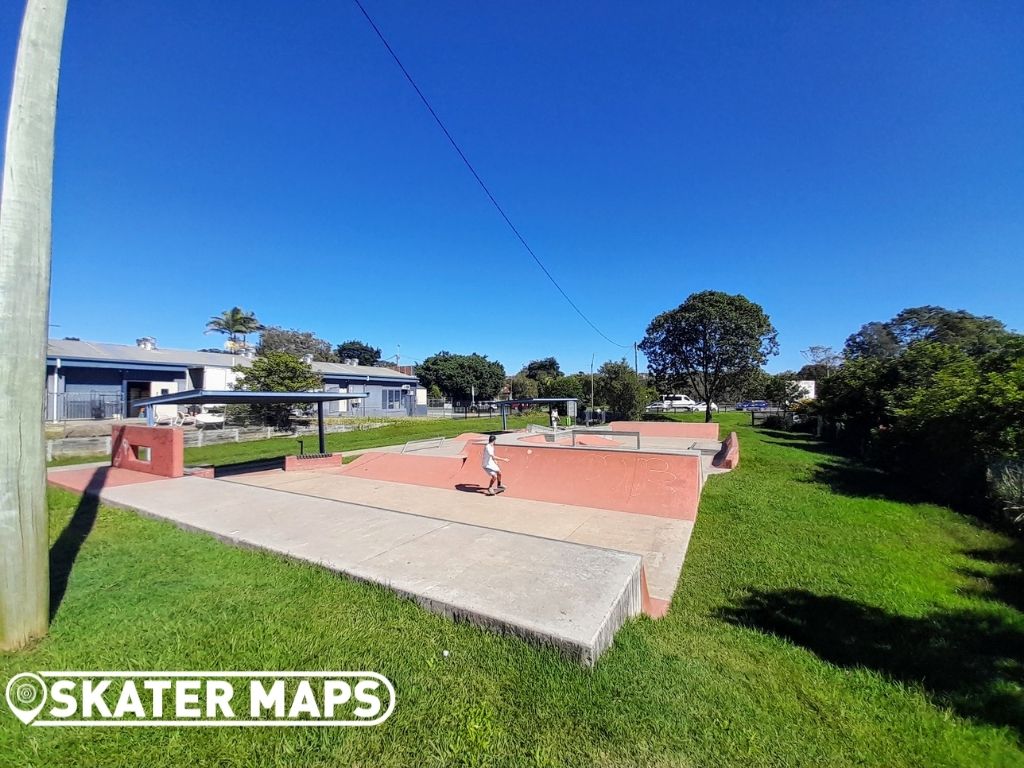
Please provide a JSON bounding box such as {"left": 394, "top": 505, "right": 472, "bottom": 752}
{"left": 482, "top": 443, "right": 499, "bottom": 471}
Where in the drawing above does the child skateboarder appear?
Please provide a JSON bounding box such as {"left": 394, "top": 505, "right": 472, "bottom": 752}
{"left": 482, "top": 434, "right": 510, "bottom": 495}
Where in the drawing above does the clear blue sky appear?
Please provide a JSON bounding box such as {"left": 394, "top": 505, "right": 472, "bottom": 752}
{"left": 2, "top": 1, "right": 1022, "bottom": 375}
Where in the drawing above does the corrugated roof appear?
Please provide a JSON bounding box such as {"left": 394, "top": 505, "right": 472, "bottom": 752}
{"left": 47, "top": 338, "right": 417, "bottom": 380}
{"left": 48, "top": 338, "right": 236, "bottom": 368}
{"left": 312, "top": 360, "right": 416, "bottom": 380}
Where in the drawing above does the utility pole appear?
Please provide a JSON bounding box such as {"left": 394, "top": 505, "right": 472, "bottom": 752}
{"left": 633, "top": 342, "right": 639, "bottom": 375}
{"left": 590, "top": 353, "right": 595, "bottom": 415}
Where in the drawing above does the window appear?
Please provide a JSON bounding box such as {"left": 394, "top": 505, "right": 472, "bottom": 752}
{"left": 381, "top": 388, "right": 403, "bottom": 410}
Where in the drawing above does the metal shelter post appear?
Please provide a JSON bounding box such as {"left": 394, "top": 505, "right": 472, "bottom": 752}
{"left": 317, "top": 401, "right": 326, "bottom": 454}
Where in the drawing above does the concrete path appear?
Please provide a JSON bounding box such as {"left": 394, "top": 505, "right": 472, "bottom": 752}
{"left": 49, "top": 468, "right": 645, "bottom": 665}
{"left": 224, "top": 469, "right": 691, "bottom": 611}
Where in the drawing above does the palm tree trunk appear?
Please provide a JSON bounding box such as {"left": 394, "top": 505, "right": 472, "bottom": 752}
{"left": 0, "top": 0, "right": 68, "bottom": 650}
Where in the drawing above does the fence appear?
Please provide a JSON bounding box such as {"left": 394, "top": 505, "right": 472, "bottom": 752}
{"left": 52, "top": 392, "right": 124, "bottom": 421}
{"left": 47, "top": 421, "right": 392, "bottom": 460}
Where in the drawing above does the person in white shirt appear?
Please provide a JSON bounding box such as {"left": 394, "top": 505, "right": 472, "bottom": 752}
{"left": 482, "top": 434, "right": 509, "bottom": 495}
{"left": 550, "top": 407, "right": 559, "bottom": 429}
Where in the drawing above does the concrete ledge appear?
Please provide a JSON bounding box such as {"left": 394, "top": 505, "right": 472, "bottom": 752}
{"left": 284, "top": 453, "right": 342, "bottom": 471}
{"left": 714, "top": 431, "right": 740, "bottom": 469}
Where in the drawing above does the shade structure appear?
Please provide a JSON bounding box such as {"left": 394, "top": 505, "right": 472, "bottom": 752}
{"left": 132, "top": 389, "right": 367, "bottom": 454}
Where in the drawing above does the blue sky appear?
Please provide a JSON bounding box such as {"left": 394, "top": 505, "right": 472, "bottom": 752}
{"left": 2, "top": 1, "right": 1022, "bottom": 375}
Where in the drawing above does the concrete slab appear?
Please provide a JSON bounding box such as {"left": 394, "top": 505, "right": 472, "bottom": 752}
{"left": 223, "top": 471, "right": 692, "bottom": 602}
{"left": 68, "top": 473, "right": 644, "bottom": 665}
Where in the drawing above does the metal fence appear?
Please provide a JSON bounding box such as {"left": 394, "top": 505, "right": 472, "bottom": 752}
{"left": 55, "top": 392, "right": 124, "bottom": 421}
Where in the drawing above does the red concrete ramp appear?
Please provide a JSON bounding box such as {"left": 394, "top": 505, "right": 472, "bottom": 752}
{"left": 342, "top": 452, "right": 468, "bottom": 486}
{"left": 340, "top": 444, "right": 700, "bottom": 520}
{"left": 609, "top": 421, "right": 720, "bottom": 440}
{"left": 520, "top": 434, "right": 620, "bottom": 447}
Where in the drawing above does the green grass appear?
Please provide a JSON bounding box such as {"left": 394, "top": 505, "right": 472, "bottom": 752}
{"left": 4, "top": 413, "right": 1021, "bottom": 766}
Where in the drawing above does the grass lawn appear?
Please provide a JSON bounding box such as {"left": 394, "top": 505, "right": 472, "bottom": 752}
{"left": 4, "top": 413, "right": 1021, "bottom": 766}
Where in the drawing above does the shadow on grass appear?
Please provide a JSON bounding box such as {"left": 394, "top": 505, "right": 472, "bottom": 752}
{"left": 49, "top": 470, "right": 106, "bottom": 620}
{"left": 808, "top": 460, "right": 931, "bottom": 506}
{"left": 961, "top": 539, "right": 1024, "bottom": 614}
{"left": 718, "top": 589, "right": 1024, "bottom": 735}
{"left": 757, "top": 429, "right": 838, "bottom": 457}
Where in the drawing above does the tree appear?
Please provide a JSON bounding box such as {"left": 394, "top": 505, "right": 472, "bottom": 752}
{"left": 416, "top": 351, "right": 506, "bottom": 400}
{"left": 205, "top": 306, "right": 262, "bottom": 350}
{"left": 0, "top": 0, "right": 68, "bottom": 650}
{"left": 233, "top": 351, "right": 323, "bottom": 429}
{"left": 799, "top": 345, "right": 842, "bottom": 380}
{"left": 540, "top": 374, "right": 586, "bottom": 402}
{"left": 336, "top": 340, "right": 382, "bottom": 367}
{"left": 640, "top": 291, "right": 779, "bottom": 422}
{"left": 524, "top": 357, "right": 561, "bottom": 382}
{"left": 844, "top": 321, "right": 901, "bottom": 360}
{"left": 595, "top": 360, "right": 650, "bottom": 420}
{"left": 510, "top": 372, "right": 539, "bottom": 400}
{"left": 887, "top": 306, "right": 1008, "bottom": 353}
{"left": 845, "top": 307, "right": 1012, "bottom": 361}
{"left": 258, "top": 326, "right": 337, "bottom": 362}
{"left": 764, "top": 376, "right": 804, "bottom": 410}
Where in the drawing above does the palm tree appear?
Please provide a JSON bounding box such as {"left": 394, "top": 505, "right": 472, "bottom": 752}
{"left": 205, "top": 307, "right": 263, "bottom": 351}
{"left": 0, "top": 0, "right": 68, "bottom": 650}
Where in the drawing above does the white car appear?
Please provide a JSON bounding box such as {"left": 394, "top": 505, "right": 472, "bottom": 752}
{"left": 646, "top": 394, "right": 699, "bottom": 412}
{"left": 692, "top": 402, "right": 719, "bottom": 412}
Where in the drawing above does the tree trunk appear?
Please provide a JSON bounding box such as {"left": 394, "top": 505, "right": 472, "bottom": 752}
{"left": 0, "top": 0, "right": 68, "bottom": 650}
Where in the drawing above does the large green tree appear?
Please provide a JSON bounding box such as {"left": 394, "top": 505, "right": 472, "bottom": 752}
{"left": 540, "top": 374, "right": 586, "bottom": 402}
{"left": 258, "top": 326, "right": 337, "bottom": 362}
{"left": 0, "top": 0, "right": 67, "bottom": 650}
{"left": 524, "top": 357, "right": 562, "bottom": 382}
{"left": 205, "top": 306, "right": 262, "bottom": 350}
{"left": 336, "top": 339, "right": 382, "bottom": 367}
{"left": 595, "top": 359, "right": 650, "bottom": 420}
{"left": 416, "top": 351, "right": 506, "bottom": 400}
{"left": 233, "top": 352, "right": 324, "bottom": 429}
{"left": 845, "top": 307, "right": 1010, "bottom": 360}
{"left": 640, "top": 291, "right": 779, "bottom": 422}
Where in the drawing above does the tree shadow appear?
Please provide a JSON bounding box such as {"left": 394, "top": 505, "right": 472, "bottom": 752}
{"left": 49, "top": 470, "right": 107, "bottom": 620}
{"left": 759, "top": 430, "right": 838, "bottom": 457}
{"left": 961, "top": 539, "right": 1024, "bottom": 614}
{"left": 806, "top": 459, "right": 932, "bottom": 506}
{"left": 717, "top": 589, "right": 1024, "bottom": 735}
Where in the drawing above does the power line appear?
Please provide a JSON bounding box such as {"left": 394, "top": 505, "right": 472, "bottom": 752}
{"left": 351, "top": 0, "right": 630, "bottom": 349}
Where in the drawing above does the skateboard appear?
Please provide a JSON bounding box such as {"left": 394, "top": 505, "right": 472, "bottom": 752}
{"left": 486, "top": 486, "right": 507, "bottom": 496}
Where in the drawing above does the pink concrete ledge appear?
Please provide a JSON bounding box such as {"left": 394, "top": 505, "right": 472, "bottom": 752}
{"left": 714, "top": 431, "right": 740, "bottom": 469}
{"left": 284, "top": 454, "right": 343, "bottom": 471}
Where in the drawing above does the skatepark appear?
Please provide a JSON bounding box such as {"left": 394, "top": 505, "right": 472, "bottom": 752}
{"left": 48, "top": 419, "right": 739, "bottom": 665}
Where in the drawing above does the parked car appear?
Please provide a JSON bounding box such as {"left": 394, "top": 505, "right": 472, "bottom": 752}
{"left": 736, "top": 400, "right": 770, "bottom": 411}
{"left": 646, "top": 394, "right": 700, "bottom": 412}
{"left": 692, "top": 402, "right": 719, "bottom": 412}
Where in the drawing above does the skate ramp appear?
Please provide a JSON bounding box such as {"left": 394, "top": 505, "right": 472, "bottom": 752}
{"left": 341, "top": 443, "right": 701, "bottom": 520}
{"left": 519, "top": 433, "right": 621, "bottom": 447}
{"left": 609, "top": 421, "right": 720, "bottom": 440}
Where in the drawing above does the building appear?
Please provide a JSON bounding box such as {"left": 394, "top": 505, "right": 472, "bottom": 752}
{"left": 45, "top": 338, "right": 425, "bottom": 421}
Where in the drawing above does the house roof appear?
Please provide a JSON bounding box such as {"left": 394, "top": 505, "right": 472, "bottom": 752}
{"left": 46, "top": 338, "right": 417, "bottom": 381}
